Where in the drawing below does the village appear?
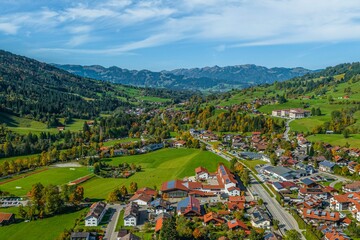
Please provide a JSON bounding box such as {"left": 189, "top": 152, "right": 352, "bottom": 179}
{"left": 33, "top": 126, "right": 360, "bottom": 240}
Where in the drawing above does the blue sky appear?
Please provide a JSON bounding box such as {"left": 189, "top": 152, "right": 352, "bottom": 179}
{"left": 1, "top": 0, "right": 360, "bottom": 71}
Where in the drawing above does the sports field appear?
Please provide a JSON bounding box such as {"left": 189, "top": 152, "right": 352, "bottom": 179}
{"left": 0, "top": 167, "right": 91, "bottom": 196}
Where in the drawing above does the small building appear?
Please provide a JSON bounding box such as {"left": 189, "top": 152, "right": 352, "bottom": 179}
{"left": 203, "top": 212, "right": 225, "bottom": 225}
{"left": 319, "top": 161, "right": 336, "bottom": 173}
{"left": 0, "top": 212, "right": 15, "bottom": 226}
{"left": 227, "top": 219, "right": 249, "bottom": 231}
{"left": 129, "top": 193, "right": 153, "bottom": 206}
{"left": 250, "top": 207, "right": 271, "bottom": 229}
{"left": 85, "top": 202, "right": 107, "bottom": 226}
{"left": 195, "top": 166, "right": 209, "bottom": 180}
{"left": 343, "top": 181, "right": 360, "bottom": 193}
{"left": 117, "top": 231, "right": 141, "bottom": 240}
{"left": 124, "top": 202, "right": 139, "bottom": 227}
{"left": 150, "top": 198, "right": 171, "bottom": 214}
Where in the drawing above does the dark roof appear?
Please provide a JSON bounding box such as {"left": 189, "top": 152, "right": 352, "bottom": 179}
{"left": 86, "top": 202, "right": 106, "bottom": 219}
{"left": 319, "top": 160, "right": 336, "bottom": 168}
{"left": 301, "top": 178, "right": 316, "bottom": 186}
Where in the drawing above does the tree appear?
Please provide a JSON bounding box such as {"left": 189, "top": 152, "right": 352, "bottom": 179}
{"left": 249, "top": 229, "right": 264, "bottom": 240}
{"left": 130, "top": 182, "right": 138, "bottom": 193}
{"left": 120, "top": 185, "right": 128, "bottom": 198}
{"left": 343, "top": 129, "right": 350, "bottom": 138}
{"left": 107, "top": 188, "right": 120, "bottom": 202}
{"left": 43, "top": 184, "right": 63, "bottom": 215}
{"left": 160, "top": 217, "right": 178, "bottom": 240}
{"left": 272, "top": 219, "right": 280, "bottom": 230}
{"left": 30, "top": 183, "right": 44, "bottom": 212}
{"left": 70, "top": 185, "right": 84, "bottom": 205}
{"left": 258, "top": 198, "right": 264, "bottom": 206}
{"left": 230, "top": 158, "right": 237, "bottom": 171}
{"left": 284, "top": 230, "right": 301, "bottom": 240}
{"left": 176, "top": 215, "right": 193, "bottom": 238}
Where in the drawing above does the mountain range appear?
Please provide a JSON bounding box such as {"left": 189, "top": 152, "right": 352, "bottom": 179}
{"left": 54, "top": 64, "right": 313, "bottom": 92}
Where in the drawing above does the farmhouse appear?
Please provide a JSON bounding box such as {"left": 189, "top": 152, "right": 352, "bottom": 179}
{"left": 0, "top": 212, "right": 15, "bottom": 226}
{"left": 149, "top": 198, "right": 171, "bottom": 214}
{"left": 124, "top": 202, "right": 139, "bottom": 226}
{"left": 85, "top": 202, "right": 106, "bottom": 227}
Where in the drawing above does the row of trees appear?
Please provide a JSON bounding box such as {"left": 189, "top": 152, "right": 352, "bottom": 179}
{"left": 18, "top": 183, "right": 84, "bottom": 220}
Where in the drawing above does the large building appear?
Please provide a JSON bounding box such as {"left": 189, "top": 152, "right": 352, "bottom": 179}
{"left": 262, "top": 165, "right": 306, "bottom": 181}
{"left": 161, "top": 164, "right": 240, "bottom": 198}
{"left": 85, "top": 202, "right": 107, "bottom": 226}
{"left": 272, "top": 108, "right": 310, "bottom": 119}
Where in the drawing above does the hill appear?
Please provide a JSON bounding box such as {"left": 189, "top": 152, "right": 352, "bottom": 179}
{"left": 0, "top": 50, "right": 191, "bottom": 122}
{"left": 54, "top": 64, "right": 312, "bottom": 92}
{"left": 214, "top": 62, "right": 360, "bottom": 146}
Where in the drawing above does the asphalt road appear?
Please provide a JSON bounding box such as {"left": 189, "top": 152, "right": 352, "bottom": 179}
{"left": 103, "top": 204, "right": 123, "bottom": 240}
{"left": 284, "top": 118, "right": 294, "bottom": 141}
{"left": 249, "top": 178, "right": 301, "bottom": 235}
{"left": 199, "top": 137, "right": 305, "bottom": 239}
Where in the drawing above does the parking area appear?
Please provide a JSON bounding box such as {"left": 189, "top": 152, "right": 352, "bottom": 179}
{"left": 0, "top": 197, "right": 28, "bottom": 207}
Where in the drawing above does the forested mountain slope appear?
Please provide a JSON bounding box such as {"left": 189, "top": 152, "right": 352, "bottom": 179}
{"left": 0, "top": 50, "right": 192, "bottom": 122}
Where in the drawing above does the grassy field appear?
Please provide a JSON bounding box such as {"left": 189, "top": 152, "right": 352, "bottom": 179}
{"left": 307, "top": 134, "right": 360, "bottom": 147}
{"left": 0, "top": 113, "right": 89, "bottom": 135}
{"left": 102, "top": 138, "right": 141, "bottom": 147}
{"left": 81, "top": 148, "right": 229, "bottom": 200}
{"left": 0, "top": 208, "right": 87, "bottom": 240}
{"left": 0, "top": 153, "right": 40, "bottom": 163}
{"left": 240, "top": 159, "right": 268, "bottom": 172}
{"left": 0, "top": 167, "right": 91, "bottom": 196}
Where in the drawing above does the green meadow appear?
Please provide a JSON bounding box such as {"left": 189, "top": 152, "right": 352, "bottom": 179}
{"left": 81, "top": 148, "right": 229, "bottom": 200}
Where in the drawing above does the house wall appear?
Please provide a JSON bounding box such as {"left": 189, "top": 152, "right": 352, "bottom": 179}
{"left": 124, "top": 216, "right": 137, "bottom": 226}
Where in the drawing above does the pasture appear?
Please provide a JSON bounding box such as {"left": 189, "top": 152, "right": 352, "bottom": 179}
{"left": 307, "top": 134, "right": 360, "bottom": 147}
{"left": 81, "top": 148, "right": 229, "bottom": 200}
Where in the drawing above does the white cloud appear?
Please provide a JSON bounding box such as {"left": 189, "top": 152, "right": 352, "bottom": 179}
{"left": 4, "top": 0, "right": 360, "bottom": 52}
{"left": 0, "top": 22, "right": 18, "bottom": 34}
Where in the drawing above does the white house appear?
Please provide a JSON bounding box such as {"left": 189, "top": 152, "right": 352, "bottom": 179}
{"left": 129, "top": 193, "right": 152, "bottom": 206}
{"left": 124, "top": 202, "right": 139, "bottom": 227}
{"left": 85, "top": 202, "right": 107, "bottom": 226}
{"left": 195, "top": 167, "right": 209, "bottom": 180}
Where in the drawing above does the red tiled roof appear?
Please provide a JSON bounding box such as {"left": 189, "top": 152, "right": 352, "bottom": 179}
{"left": 325, "top": 230, "right": 348, "bottom": 240}
{"left": 129, "top": 193, "right": 152, "bottom": 203}
{"left": 155, "top": 218, "right": 163, "bottom": 232}
{"left": 161, "top": 179, "right": 188, "bottom": 192}
{"left": 229, "top": 196, "right": 246, "bottom": 202}
{"left": 303, "top": 208, "right": 340, "bottom": 222}
{"left": 227, "top": 219, "right": 248, "bottom": 230}
{"left": 0, "top": 213, "right": 13, "bottom": 224}
{"left": 195, "top": 166, "right": 209, "bottom": 174}
{"left": 203, "top": 212, "right": 224, "bottom": 224}
{"left": 136, "top": 187, "right": 157, "bottom": 197}
{"left": 227, "top": 202, "right": 245, "bottom": 210}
